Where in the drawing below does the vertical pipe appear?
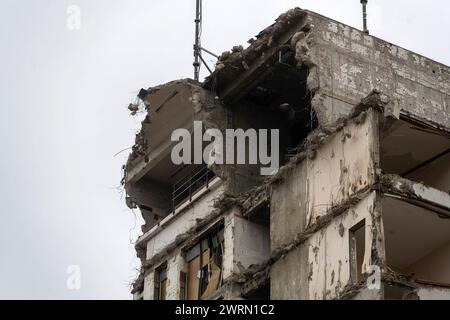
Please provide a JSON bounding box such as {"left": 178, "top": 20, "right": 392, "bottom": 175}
{"left": 193, "top": 0, "right": 202, "bottom": 81}
{"left": 360, "top": 0, "right": 369, "bottom": 34}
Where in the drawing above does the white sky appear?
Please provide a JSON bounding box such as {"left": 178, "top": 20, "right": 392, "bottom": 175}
{"left": 0, "top": 0, "right": 448, "bottom": 299}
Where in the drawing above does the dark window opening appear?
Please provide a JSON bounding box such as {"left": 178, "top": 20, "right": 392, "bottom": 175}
{"left": 154, "top": 263, "right": 168, "bottom": 300}
{"left": 287, "top": 100, "right": 318, "bottom": 153}
{"left": 349, "top": 219, "right": 366, "bottom": 284}
{"left": 179, "top": 271, "right": 187, "bottom": 300}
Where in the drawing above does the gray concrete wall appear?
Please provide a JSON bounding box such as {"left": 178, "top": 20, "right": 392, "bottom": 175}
{"left": 233, "top": 215, "right": 270, "bottom": 271}
{"left": 270, "top": 161, "right": 307, "bottom": 252}
{"left": 270, "top": 245, "right": 309, "bottom": 299}
{"left": 302, "top": 11, "right": 450, "bottom": 129}
{"left": 222, "top": 210, "right": 270, "bottom": 280}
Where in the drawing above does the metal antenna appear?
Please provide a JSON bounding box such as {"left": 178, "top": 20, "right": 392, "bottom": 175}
{"left": 193, "top": 0, "right": 218, "bottom": 81}
{"left": 193, "top": 0, "right": 202, "bottom": 81}
{"left": 360, "top": 0, "right": 369, "bottom": 34}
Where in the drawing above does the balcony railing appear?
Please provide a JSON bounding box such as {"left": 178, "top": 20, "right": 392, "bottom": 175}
{"left": 172, "top": 165, "right": 216, "bottom": 212}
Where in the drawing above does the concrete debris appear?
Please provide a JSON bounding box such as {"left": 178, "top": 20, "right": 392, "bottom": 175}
{"left": 348, "top": 90, "right": 390, "bottom": 119}
{"left": 128, "top": 102, "right": 139, "bottom": 115}
{"left": 127, "top": 130, "right": 148, "bottom": 166}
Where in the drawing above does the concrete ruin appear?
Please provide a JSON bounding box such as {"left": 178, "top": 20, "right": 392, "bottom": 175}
{"left": 123, "top": 8, "right": 450, "bottom": 300}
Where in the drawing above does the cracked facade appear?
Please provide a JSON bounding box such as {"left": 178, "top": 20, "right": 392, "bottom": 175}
{"left": 123, "top": 8, "right": 450, "bottom": 300}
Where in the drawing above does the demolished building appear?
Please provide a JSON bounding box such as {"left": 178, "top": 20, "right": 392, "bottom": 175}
{"left": 123, "top": 8, "right": 450, "bottom": 300}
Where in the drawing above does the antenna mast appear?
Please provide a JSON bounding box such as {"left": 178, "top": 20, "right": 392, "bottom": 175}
{"left": 192, "top": 0, "right": 218, "bottom": 81}
{"left": 193, "top": 0, "right": 202, "bottom": 81}
{"left": 360, "top": 0, "right": 369, "bottom": 34}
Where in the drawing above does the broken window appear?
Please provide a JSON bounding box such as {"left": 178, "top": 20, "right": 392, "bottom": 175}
{"left": 185, "top": 225, "right": 224, "bottom": 300}
{"left": 380, "top": 116, "right": 450, "bottom": 192}
{"left": 154, "top": 263, "right": 168, "bottom": 300}
{"left": 349, "top": 219, "right": 366, "bottom": 284}
{"left": 383, "top": 197, "right": 450, "bottom": 287}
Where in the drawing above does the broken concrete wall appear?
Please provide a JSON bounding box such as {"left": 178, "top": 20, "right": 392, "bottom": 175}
{"left": 270, "top": 191, "right": 379, "bottom": 299}
{"left": 125, "top": 81, "right": 223, "bottom": 237}
{"left": 381, "top": 175, "right": 450, "bottom": 209}
{"left": 144, "top": 182, "right": 225, "bottom": 260}
{"left": 126, "top": 80, "right": 201, "bottom": 183}
{"left": 270, "top": 109, "right": 379, "bottom": 251}
{"left": 306, "top": 109, "right": 378, "bottom": 223}
{"left": 298, "top": 11, "right": 450, "bottom": 130}
{"left": 307, "top": 191, "right": 377, "bottom": 299}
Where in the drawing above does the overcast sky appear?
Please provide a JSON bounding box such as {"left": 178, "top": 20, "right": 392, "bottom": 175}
{"left": 0, "top": 0, "right": 448, "bottom": 300}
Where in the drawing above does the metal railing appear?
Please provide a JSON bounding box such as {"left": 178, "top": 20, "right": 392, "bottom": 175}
{"left": 172, "top": 165, "right": 216, "bottom": 212}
